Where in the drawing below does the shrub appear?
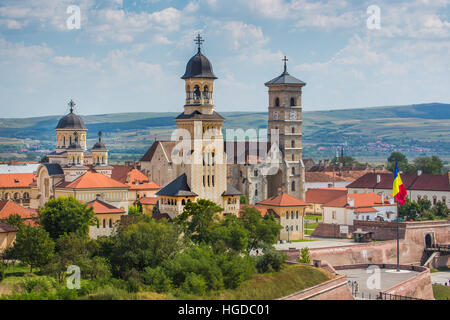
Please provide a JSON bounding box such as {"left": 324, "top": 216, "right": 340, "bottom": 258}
{"left": 141, "top": 266, "right": 172, "bottom": 293}
{"left": 299, "top": 247, "right": 311, "bottom": 264}
{"left": 256, "top": 248, "right": 287, "bottom": 273}
{"left": 181, "top": 273, "right": 207, "bottom": 296}
{"left": 0, "top": 263, "right": 6, "bottom": 282}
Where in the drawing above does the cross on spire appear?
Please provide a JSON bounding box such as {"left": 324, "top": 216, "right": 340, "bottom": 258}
{"left": 194, "top": 33, "right": 204, "bottom": 52}
{"left": 282, "top": 56, "right": 288, "bottom": 73}
{"left": 68, "top": 99, "right": 76, "bottom": 113}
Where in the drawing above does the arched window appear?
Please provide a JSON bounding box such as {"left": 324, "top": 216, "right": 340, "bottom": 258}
{"left": 286, "top": 211, "right": 289, "bottom": 219}
{"left": 255, "top": 187, "right": 258, "bottom": 197}
{"left": 69, "top": 136, "right": 72, "bottom": 145}
{"left": 193, "top": 85, "right": 201, "bottom": 100}
{"left": 292, "top": 181, "right": 296, "bottom": 192}
{"left": 291, "top": 211, "right": 294, "bottom": 219}
{"left": 296, "top": 211, "right": 298, "bottom": 219}
{"left": 97, "top": 220, "right": 99, "bottom": 229}
{"left": 292, "top": 154, "right": 295, "bottom": 161}
{"left": 212, "top": 175, "right": 215, "bottom": 187}
{"left": 109, "top": 219, "right": 113, "bottom": 228}
{"left": 63, "top": 136, "right": 66, "bottom": 146}
{"left": 182, "top": 199, "right": 186, "bottom": 205}
{"left": 254, "top": 169, "right": 258, "bottom": 177}
{"left": 291, "top": 140, "right": 295, "bottom": 148}
{"left": 275, "top": 97, "right": 280, "bottom": 107}
{"left": 14, "top": 192, "right": 20, "bottom": 201}
{"left": 292, "top": 127, "right": 295, "bottom": 133}
{"left": 433, "top": 196, "right": 437, "bottom": 205}
{"left": 290, "top": 97, "right": 295, "bottom": 106}
{"left": 203, "top": 85, "right": 209, "bottom": 99}
{"left": 103, "top": 219, "right": 106, "bottom": 228}
{"left": 23, "top": 192, "right": 29, "bottom": 199}
{"left": 292, "top": 167, "right": 295, "bottom": 175}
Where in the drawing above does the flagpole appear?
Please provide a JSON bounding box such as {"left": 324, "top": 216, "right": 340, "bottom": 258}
{"left": 396, "top": 201, "right": 399, "bottom": 272}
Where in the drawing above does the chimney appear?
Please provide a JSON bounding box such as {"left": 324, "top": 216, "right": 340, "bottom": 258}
{"left": 376, "top": 174, "right": 381, "bottom": 184}
{"left": 417, "top": 170, "right": 422, "bottom": 176}
{"left": 381, "top": 193, "right": 385, "bottom": 204}
{"left": 348, "top": 197, "right": 355, "bottom": 207}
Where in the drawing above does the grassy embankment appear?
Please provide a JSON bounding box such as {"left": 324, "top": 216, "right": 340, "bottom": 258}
{"left": 1, "top": 264, "right": 333, "bottom": 300}
{"left": 304, "top": 215, "right": 322, "bottom": 235}
{"left": 432, "top": 284, "right": 450, "bottom": 300}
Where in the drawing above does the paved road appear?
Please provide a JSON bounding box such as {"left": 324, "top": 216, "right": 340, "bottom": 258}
{"left": 338, "top": 268, "right": 420, "bottom": 299}
{"left": 274, "top": 236, "right": 359, "bottom": 250}
{"left": 430, "top": 271, "right": 450, "bottom": 286}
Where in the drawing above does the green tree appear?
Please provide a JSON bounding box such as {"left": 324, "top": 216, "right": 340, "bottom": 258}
{"left": 128, "top": 204, "right": 142, "bottom": 215}
{"left": 39, "top": 196, "right": 97, "bottom": 240}
{"left": 11, "top": 225, "right": 55, "bottom": 273}
{"left": 386, "top": 152, "right": 415, "bottom": 173}
{"left": 413, "top": 156, "right": 444, "bottom": 174}
{"left": 0, "top": 214, "right": 25, "bottom": 229}
{"left": 240, "top": 195, "right": 249, "bottom": 205}
{"left": 431, "top": 201, "right": 449, "bottom": 218}
{"left": 299, "top": 247, "right": 311, "bottom": 264}
{"left": 110, "top": 218, "right": 181, "bottom": 275}
{"left": 239, "top": 206, "right": 282, "bottom": 252}
{"left": 397, "top": 198, "right": 420, "bottom": 220}
{"left": 212, "top": 214, "right": 249, "bottom": 253}
{"left": 175, "top": 199, "right": 223, "bottom": 244}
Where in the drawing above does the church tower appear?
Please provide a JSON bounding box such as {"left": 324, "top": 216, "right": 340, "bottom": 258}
{"left": 55, "top": 100, "right": 87, "bottom": 152}
{"left": 174, "top": 34, "right": 227, "bottom": 205}
{"left": 266, "top": 56, "right": 306, "bottom": 200}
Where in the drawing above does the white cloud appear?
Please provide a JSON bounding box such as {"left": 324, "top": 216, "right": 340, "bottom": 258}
{"left": 222, "top": 21, "right": 269, "bottom": 50}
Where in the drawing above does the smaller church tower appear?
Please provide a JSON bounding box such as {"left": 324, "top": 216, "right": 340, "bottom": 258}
{"left": 265, "top": 56, "right": 306, "bottom": 200}
{"left": 55, "top": 100, "right": 87, "bottom": 152}
{"left": 92, "top": 131, "right": 109, "bottom": 166}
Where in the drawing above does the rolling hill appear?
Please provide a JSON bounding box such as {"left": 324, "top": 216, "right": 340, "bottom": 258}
{"left": 0, "top": 103, "right": 448, "bottom": 163}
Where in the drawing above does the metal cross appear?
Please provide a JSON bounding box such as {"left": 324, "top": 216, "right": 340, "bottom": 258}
{"left": 282, "top": 56, "right": 288, "bottom": 73}
{"left": 195, "top": 34, "right": 204, "bottom": 51}
{"left": 68, "top": 99, "right": 76, "bottom": 113}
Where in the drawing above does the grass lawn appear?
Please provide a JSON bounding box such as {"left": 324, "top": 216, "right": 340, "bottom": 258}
{"left": 305, "top": 229, "right": 315, "bottom": 235}
{"left": 433, "top": 284, "right": 450, "bottom": 300}
{"left": 305, "top": 215, "right": 322, "bottom": 221}
{"left": 0, "top": 263, "right": 45, "bottom": 296}
{"left": 200, "top": 264, "right": 333, "bottom": 300}
{"left": 430, "top": 267, "right": 450, "bottom": 273}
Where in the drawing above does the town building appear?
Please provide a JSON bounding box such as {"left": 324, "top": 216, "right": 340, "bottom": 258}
{"left": 0, "top": 199, "right": 38, "bottom": 225}
{"left": 257, "top": 192, "right": 309, "bottom": 241}
{"left": 0, "top": 222, "right": 17, "bottom": 253}
{"left": 87, "top": 198, "right": 126, "bottom": 239}
{"left": 322, "top": 192, "right": 397, "bottom": 225}
{"left": 0, "top": 173, "right": 35, "bottom": 208}
{"left": 346, "top": 172, "right": 450, "bottom": 206}
{"left": 305, "top": 187, "right": 347, "bottom": 215}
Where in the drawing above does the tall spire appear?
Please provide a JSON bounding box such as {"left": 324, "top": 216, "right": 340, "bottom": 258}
{"left": 194, "top": 33, "right": 204, "bottom": 52}
{"left": 68, "top": 99, "right": 76, "bottom": 113}
{"left": 98, "top": 131, "right": 102, "bottom": 143}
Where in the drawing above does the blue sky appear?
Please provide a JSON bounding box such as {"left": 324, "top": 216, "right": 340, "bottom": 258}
{"left": 0, "top": 0, "right": 449, "bottom": 117}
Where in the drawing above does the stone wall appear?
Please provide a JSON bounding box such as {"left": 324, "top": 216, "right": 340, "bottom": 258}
{"left": 280, "top": 274, "right": 354, "bottom": 300}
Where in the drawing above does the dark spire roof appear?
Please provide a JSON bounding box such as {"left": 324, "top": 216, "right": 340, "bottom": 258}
{"left": 56, "top": 100, "right": 87, "bottom": 130}
{"left": 67, "top": 131, "right": 83, "bottom": 150}
{"left": 265, "top": 56, "right": 306, "bottom": 86}
{"left": 156, "top": 173, "right": 197, "bottom": 197}
{"left": 181, "top": 34, "right": 217, "bottom": 79}
{"left": 92, "top": 131, "right": 107, "bottom": 150}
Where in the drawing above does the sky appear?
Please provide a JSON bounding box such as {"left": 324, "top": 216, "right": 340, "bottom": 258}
{"left": 0, "top": 0, "right": 449, "bottom": 118}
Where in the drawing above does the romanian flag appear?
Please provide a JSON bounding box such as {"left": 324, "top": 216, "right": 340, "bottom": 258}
{"left": 392, "top": 162, "right": 407, "bottom": 206}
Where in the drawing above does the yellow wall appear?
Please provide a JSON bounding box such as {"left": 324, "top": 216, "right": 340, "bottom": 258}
{"left": 0, "top": 231, "right": 16, "bottom": 253}
{"left": 259, "top": 204, "right": 306, "bottom": 241}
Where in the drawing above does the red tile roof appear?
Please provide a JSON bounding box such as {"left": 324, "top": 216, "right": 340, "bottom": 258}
{"left": 110, "top": 165, "right": 134, "bottom": 183}
{"left": 323, "top": 193, "right": 392, "bottom": 208}
{"left": 239, "top": 204, "right": 268, "bottom": 217}
{"left": 139, "top": 197, "right": 158, "bottom": 205}
{"left": 0, "top": 222, "right": 18, "bottom": 233}
{"left": 127, "top": 169, "right": 149, "bottom": 184}
{"left": 354, "top": 207, "right": 378, "bottom": 213}
{"left": 305, "top": 188, "right": 347, "bottom": 204}
{"left": 258, "top": 193, "right": 309, "bottom": 207}
{"left": 347, "top": 172, "right": 450, "bottom": 192}
{"left": 86, "top": 199, "right": 126, "bottom": 214}
{"left": 128, "top": 181, "right": 160, "bottom": 190}
{"left": 0, "top": 200, "right": 38, "bottom": 220}
{"left": 0, "top": 173, "right": 36, "bottom": 188}
{"left": 56, "top": 171, "right": 129, "bottom": 189}
{"left": 305, "top": 172, "right": 346, "bottom": 183}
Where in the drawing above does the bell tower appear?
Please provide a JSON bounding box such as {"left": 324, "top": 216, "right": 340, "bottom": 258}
{"left": 266, "top": 56, "right": 306, "bottom": 200}
{"left": 175, "top": 34, "right": 226, "bottom": 205}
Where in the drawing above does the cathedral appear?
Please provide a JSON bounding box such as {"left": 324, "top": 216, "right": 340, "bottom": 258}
{"left": 141, "top": 36, "right": 306, "bottom": 207}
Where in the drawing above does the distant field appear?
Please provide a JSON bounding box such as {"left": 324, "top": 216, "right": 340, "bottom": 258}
{"left": 0, "top": 102, "right": 449, "bottom": 162}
